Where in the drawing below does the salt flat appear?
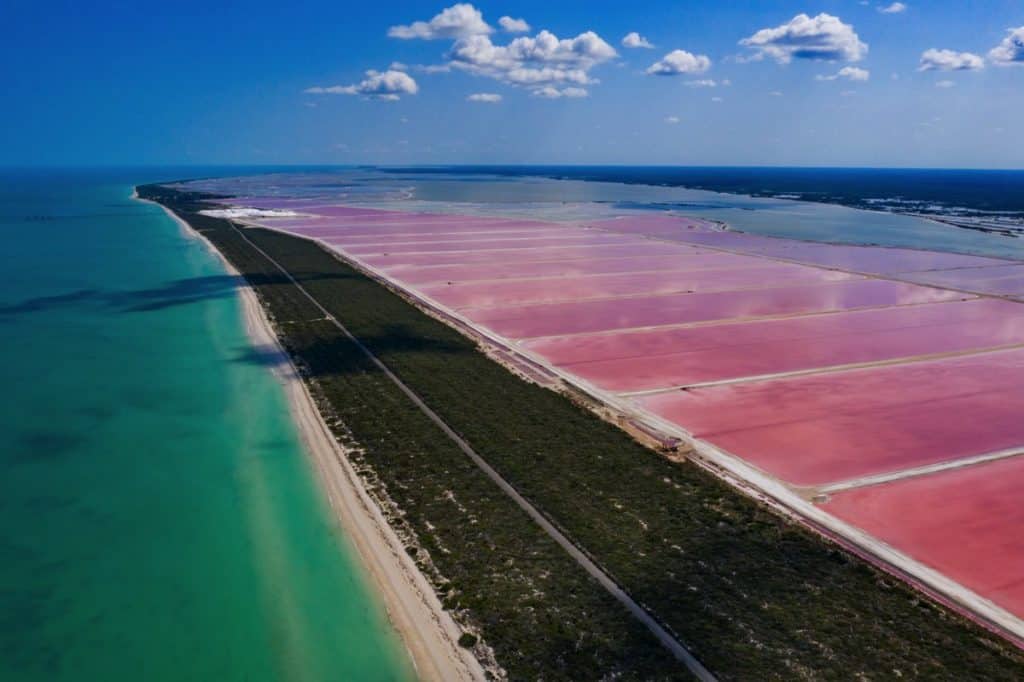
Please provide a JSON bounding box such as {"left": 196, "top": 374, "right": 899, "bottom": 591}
{"left": 237, "top": 198, "right": 1024, "bottom": 638}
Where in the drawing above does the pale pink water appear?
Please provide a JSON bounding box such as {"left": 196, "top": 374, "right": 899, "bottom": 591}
{"left": 422, "top": 264, "right": 858, "bottom": 309}
{"left": 468, "top": 280, "right": 964, "bottom": 338}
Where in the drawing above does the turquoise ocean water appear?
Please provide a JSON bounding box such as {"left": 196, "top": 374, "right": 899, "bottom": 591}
{"left": 0, "top": 169, "right": 410, "bottom": 681}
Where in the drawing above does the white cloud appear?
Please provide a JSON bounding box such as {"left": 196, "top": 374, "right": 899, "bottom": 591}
{"left": 388, "top": 3, "right": 491, "bottom": 40}
{"left": 622, "top": 32, "right": 654, "bottom": 49}
{"left": 304, "top": 69, "right": 419, "bottom": 100}
{"left": 467, "top": 92, "right": 502, "bottom": 102}
{"left": 918, "top": 48, "right": 984, "bottom": 71}
{"left": 389, "top": 61, "right": 408, "bottom": 71}
{"left": 711, "top": 96, "right": 723, "bottom": 102}
{"left": 878, "top": 2, "right": 907, "bottom": 13}
{"left": 391, "top": 6, "right": 616, "bottom": 98}
{"left": 646, "top": 49, "right": 712, "bottom": 75}
{"left": 686, "top": 79, "right": 718, "bottom": 87}
{"left": 664, "top": 116, "right": 680, "bottom": 124}
{"left": 935, "top": 79, "right": 955, "bottom": 88}
{"left": 988, "top": 26, "right": 1024, "bottom": 65}
{"left": 449, "top": 29, "right": 617, "bottom": 95}
{"left": 740, "top": 13, "right": 867, "bottom": 63}
{"left": 498, "top": 16, "right": 530, "bottom": 33}
{"left": 769, "top": 90, "right": 783, "bottom": 96}
{"left": 532, "top": 86, "right": 588, "bottom": 98}
{"left": 816, "top": 66, "right": 870, "bottom": 81}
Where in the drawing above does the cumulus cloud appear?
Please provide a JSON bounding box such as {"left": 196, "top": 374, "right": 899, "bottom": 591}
{"left": 816, "top": 66, "right": 870, "bottom": 81}
{"left": 391, "top": 6, "right": 616, "bottom": 98}
{"left": 664, "top": 116, "right": 680, "bottom": 124}
{"left": 532, "top": 86, "right": 588, "bottom": 98}
{"left": 646, "top": 49, "right": 712, "bottom": 75}
{"left": 878, "top": 2, "right": 907, "bottom": 13}
{"left": 686, "top": 79, "right": 718, "bottom": 87}
{"left": 935, "top": 79, "right": 955, "bottom": 88}
{"left": 467, "top": 92, "right": 502, "bottom": 102}
{"left": 304, "top": 70, "right": 419, "bottom": 100}
{"left": 740, "top": 13, "right": 867, "bottom": 63}
{"left": 918, "top": 48, "right": 984, "bottom": 71}
{"left": 449, "top": 29, "right": 617, "bottom": 93}
{"left": 388, "top": 3, "right": 491, "bottom": 40}
{"left": 622, "top": 32, "right": 654, "bottom": 49}
{"left": 499, "top": 16, "right": 530, "bottom": 33}
{"left": 988, "top": 26, "right": 1024, "bottom": 65}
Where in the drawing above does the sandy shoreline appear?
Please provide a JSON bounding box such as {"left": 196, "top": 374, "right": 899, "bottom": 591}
{"left": 134, "top": 191, "right": 484, "bottom": 682}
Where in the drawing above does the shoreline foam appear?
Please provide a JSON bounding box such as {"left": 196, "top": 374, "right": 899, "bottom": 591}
{"left": 133, "top": 189, "right": 484, "bottom": 682}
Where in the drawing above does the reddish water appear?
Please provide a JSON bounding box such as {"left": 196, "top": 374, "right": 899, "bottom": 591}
{"left": 638, "top": 348, "right": 1024, "bottom": 485}
{"left": 825, "top": 456, "right": 1024, "bottom": 617}
{"left": 469, "top": 280, "right": 964, "bottom": 338}
{"left": 423, "top": 264, "right": 857, "bottom": 309}
{"left": 526, "top": 298, "right": 1024, "bottom": 390}
{"left": 246, "top": 202, "right": 1024, "bottom": 621}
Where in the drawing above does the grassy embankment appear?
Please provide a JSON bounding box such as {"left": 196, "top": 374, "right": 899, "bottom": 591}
{"left": 140, "top": 184, "right": 1024, "bottom": 681}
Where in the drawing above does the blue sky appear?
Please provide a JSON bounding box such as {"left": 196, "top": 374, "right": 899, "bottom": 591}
{"left": 1, "top": 0, "right": 1022, "bottom": 167}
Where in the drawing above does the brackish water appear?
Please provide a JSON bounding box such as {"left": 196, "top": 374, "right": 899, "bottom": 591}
{"left": 0, "top": 170, "right": 410, "bottom": 681}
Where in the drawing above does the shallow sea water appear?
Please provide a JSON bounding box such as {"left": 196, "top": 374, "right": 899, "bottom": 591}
{"left": 0, "top": 169, "right": 410, "bottom": 681}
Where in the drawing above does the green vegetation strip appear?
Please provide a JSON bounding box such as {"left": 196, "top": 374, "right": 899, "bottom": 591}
{"left": 142, "top": 185, "right": 1024, "bottom": 681}
{"left": 229, "top": 202, "right": 713, "bottom": 679}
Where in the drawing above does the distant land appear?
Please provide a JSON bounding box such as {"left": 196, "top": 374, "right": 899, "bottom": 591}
{"left": 386, "top": 166, "right": 1024, "bottom": 236}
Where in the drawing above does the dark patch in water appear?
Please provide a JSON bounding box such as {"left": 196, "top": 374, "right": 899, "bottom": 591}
{"left": 12, "top": 430, "right": 88, "bottom": 461}
{"left": 232, "top": 345, "right": 289, "bottom": 368}
{"left": 0, "top": 275, "right": 242, "bottom": 317}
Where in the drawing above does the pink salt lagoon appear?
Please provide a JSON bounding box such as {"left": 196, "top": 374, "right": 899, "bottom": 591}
{"left": 236, "top": 200, "right": 1024, "bottom": 641}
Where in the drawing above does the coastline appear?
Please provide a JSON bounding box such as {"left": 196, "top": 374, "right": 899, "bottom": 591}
{"left": 133, "top": 190, "right": 484, "bottom": 682}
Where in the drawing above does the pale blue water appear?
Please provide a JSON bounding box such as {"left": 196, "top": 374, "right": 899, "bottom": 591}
{"left": 0, "top": 169, "right": 410, "bottom": 681}
{"left": 189, "top": 167, "right": 1024, "bottom": 261}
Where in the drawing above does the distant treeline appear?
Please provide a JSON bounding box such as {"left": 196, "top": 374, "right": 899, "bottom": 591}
{"left": 384, "top": 165, "right": 1024, "bottom": 214}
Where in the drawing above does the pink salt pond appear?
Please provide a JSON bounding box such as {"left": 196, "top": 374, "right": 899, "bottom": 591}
{"left": 422, "top": 264, "right": 857, "bottom": 309}
{"left": 245, "top": 201, "right": 1024, "bottom": 626}
{"left": 897, "top": 264, "right": 1024, "bottom": 298}
{"left": 824, "top": 456, "right": 1024, "bottom": 618}
{"left": 637, "top": 348, "right": 1024, "bottom": 486}
{"left": 467, "top": 279, "right": 965, "bottom": 339}
{"left": 526, "top": 298, "right": 1024, "bottom": 392}
{"left": 342, "top": 233, "right": 635, "bottom": 256}
{"left": 363, "top": 244, "right": 719, "bottom": 271}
